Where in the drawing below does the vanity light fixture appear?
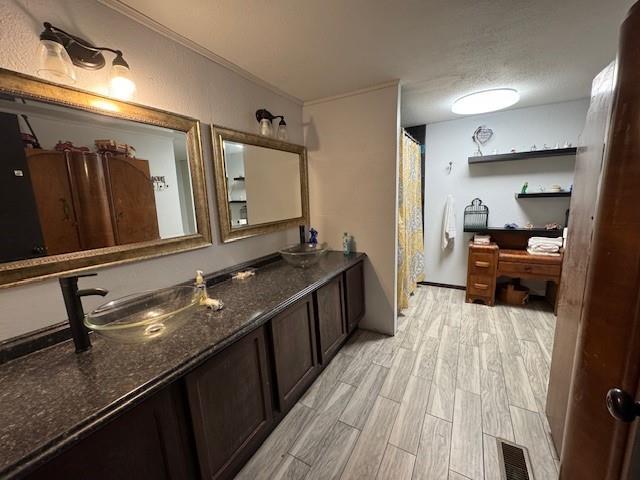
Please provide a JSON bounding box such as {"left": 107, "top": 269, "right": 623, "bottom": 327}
{"left": 37, "top": 22, "right": 136, "bottom": 100}
{"left": 452, "top": 88, "right": 520, "bottom": 115}
{"left": 255, "top": 109, "right": 288, "bottom": 141}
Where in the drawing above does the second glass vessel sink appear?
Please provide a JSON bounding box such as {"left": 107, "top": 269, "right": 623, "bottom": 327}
{"left": 84, "top": 286, "right": 200, "bottom": 343}
{"left": 280, "top": 242, "right": 328, "bottom": 268}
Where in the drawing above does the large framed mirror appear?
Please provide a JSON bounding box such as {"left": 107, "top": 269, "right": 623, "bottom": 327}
{"left": 211, "top": 125, "right": 309, "bottom": 242}
{"left": 0, "top": 68, "right": 211, "bottom": 288}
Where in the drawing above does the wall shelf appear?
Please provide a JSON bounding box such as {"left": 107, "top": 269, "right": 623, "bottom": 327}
{"left": 515, "top": 191, "right": 571, "bottom": 199}
{"left": 468, "top": 147, "right": 577, "bottom": 164}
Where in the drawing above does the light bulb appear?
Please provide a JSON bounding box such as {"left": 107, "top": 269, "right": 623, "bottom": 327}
{"left": 276, "top": 120, "right": 288, "bottom": 141}
{"left": 37, "top": 38, "right": 76, "bottom": 85}
{"left": 259, "top": 118, "right": 273, "bottom": 137}
{"left": 109, "top": 61, "right": 135, "bottom": 101}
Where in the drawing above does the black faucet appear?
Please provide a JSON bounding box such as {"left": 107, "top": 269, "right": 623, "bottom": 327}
{"left": 59, "top": 273, "right": 108, "bottom": 353}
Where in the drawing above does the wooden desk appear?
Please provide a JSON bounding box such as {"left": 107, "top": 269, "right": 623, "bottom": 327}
{"left": 466, "top": 242, "right": 563, "bottom": 311}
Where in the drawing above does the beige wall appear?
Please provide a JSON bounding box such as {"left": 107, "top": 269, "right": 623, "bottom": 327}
{"left": 0, "top": 0, "right": 302, "bottom": 340}
{"left": 244, "top": 146, "right": 301, "bottom": 225}
{"left": 303, "top": 83, "right": 400, "bottom": 335}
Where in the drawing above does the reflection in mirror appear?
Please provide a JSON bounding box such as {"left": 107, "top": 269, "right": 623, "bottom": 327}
{"left": 223, "top": 141, "right": 302, "bottom": 229}
{"left": 212, "top": 125, "right": 309, "bottom": 243}
{"left": 0, "top": 95, "right": 197, "bottom": 263}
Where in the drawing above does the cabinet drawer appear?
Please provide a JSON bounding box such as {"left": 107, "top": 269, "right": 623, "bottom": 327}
{"left": 467, "top": 275, "right": 494, "bottom": 297}
{"left": 469, "top": 252, "right": 496, "bottom": 275}
{"left": 499, "top": 261, "right": 561, "bottom": 278}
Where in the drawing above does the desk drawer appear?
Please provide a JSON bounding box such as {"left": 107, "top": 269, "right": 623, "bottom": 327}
{"left": 467, "top": 275, "right": 494, "bottom": 296}
{"left": 499, "top": 261, "right": 561, "bottom": 278}
{"left": 469, "top": 252, "right": 497, "bottom": 275}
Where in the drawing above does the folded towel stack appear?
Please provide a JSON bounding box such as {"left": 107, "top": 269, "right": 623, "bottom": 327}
{"left": 527, "top": 236, "right": 563, "bottom": 256}
{"left": 473, "top": 234, "right": 491, "bottom": 245}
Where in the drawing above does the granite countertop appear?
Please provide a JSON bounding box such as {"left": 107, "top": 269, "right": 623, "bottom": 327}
{"left": 0, "top": 251, "right": 366, "bottom": 478}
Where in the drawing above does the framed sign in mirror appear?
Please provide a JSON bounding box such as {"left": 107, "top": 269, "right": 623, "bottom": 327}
{"left": 211, "top": 125, "right": 309, "bottom": 243}
{"left": 0, "top": 68, "right": 211, "bottom": 288}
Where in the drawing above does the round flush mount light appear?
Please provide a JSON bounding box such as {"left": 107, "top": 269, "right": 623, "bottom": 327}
{"left": 452, "top": 88, "right": 520, "bottom": 115}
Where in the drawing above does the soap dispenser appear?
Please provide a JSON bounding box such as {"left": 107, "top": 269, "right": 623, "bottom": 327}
{"left": 343, "top": 232, "right": 352, "bottom": 255}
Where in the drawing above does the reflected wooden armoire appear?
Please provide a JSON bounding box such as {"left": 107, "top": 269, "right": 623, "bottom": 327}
{"left": 26, "top": 149, "right": 159, "bottom": 256}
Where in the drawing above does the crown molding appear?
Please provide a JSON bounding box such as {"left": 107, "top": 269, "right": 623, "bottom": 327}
{"left": 98, "top": 0, "right": 303, "bottom": 105}
{"left": 303, "top": 80, "right": 401, "bottom": 107}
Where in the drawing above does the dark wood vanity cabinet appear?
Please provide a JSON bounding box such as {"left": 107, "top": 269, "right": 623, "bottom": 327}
{"left": 345, "top": 262, "right": 365, "bottom": 332}
{"left": 185, "top": 326, "right": 273, "bottom": 480}
{"left": 21, "top": 260, "right": 365, "bottom": 480}
{"left": 28, "top": 382, "right": 195, "bottom": 480}
{"left": 270, "top": 295, "right": 320, "bottom": 412}
{"left": 316, "top": 275, "right": 347, "bottom": 363}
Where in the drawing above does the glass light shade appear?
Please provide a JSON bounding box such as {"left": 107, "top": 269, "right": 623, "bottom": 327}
{"left": 276, "top": 123, "right": 288, "bottom": 141}
{"left": 109, "top": 63, "right": 136, "bottom": 100}
{"left": 37, "top": 39, "right": 76, "bottom": 84}
{"left": 452, "top": 88, "right": 520, "bottom": 115}
{"left": 259, "top": 118, "right": 273, "bottom": 137}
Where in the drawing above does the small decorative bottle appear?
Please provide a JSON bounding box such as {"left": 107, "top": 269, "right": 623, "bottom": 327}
{"left": 342, "top": 232, "right": 352, "bottom": 255}
{"left": 309, "top": 228, "right": 318, "bottom": 246}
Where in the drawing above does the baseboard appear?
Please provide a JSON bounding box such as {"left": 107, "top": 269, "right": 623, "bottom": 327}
{"left": 417, "top": 281, "right": 466, "bottom": 290}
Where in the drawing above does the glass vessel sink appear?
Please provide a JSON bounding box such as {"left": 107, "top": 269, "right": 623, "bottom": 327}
{"left": 84, "top": 286, "right": 200, "bottom": 343}
{"left": 280, "top": 242, "right": 328, "bottom": 268}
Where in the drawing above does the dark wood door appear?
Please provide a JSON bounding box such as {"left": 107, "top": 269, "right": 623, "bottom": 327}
{"left": 559, "top": 4, "right": 640, "bottom": 478}
{"left": 345, "top": 262, "right": 365, "bottom": 332}
{"left": 270, "top": 295, "right": 319, "bottom": 412}
{"left": 27, "top": 382, "right": 196, "bottom": 480}
{"left": 545, "top": 62, "right": 616, "bottom": 452}
{"left": 186, "top": 326, "right": 273, "bottom": 480}
{"left": 26, "top": 150, "right": 81, "bottom": 255}
{"left": 103, "top": 154, "right": 160, "bottom": 245}
{"left": 316, "top": 276, "right": 347, "bottom": 363}
{"left": 0, "top": 112, "right": 45, "bottom": 262}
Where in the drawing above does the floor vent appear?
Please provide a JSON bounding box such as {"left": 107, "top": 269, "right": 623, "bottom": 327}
{"left": 497, "top": 437, "right": 534, "bottom": 480}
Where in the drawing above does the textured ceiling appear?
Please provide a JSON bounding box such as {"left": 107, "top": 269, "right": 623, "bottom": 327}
{"left": 109, "top": 0, "right": 633, "bottom": 124}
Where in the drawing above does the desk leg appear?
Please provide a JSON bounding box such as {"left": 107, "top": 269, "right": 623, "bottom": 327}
{"left": 546, "top": 280, "right": 560, "bottom": 315}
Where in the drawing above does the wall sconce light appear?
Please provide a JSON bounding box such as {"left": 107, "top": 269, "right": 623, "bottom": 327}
{"left": 37, "top": 22, "right": 136, "bottom": 100}
{"left": 255, "top": 109, "right": 288, "bottom": 141}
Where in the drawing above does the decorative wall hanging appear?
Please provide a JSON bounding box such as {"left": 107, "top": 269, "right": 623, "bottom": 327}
{"left": 472, "top": 125, "right": 493, "bottom": 156}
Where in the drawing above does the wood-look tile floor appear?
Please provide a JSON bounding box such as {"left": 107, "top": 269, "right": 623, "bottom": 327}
{"left": 236, "top": 286, "right": 559, "bottom": 480}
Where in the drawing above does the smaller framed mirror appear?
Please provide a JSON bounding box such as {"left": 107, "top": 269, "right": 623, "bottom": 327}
{"left": 211, "top": 125, "right": 309, "bottom": 242}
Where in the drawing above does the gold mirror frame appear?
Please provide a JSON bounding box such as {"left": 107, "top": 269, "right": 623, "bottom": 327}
{"left": 0, "top": 68, "right": 211, "bottom": 288}
{"left": 211, "top": 125, "right": 309, "bottom": 243}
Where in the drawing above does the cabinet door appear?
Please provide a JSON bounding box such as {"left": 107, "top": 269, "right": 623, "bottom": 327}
{"left": 28, "top": 383, "right": 195, "bottom": 480}
{"left": 271, "top": 295, "right": 319, "bottom": 412}
{"left": 345, "top": 262, "right": 365, "bottom": 332}
{"left": 66, "top": 151, "right": 116, "bottom": 249}
{"left": 316, "top": 276, "right": 347, "bottom": 363}
{"left": 26, "top": 150, "right": 81, "bottom": 255}
{"left": 186, "top": 327, "right": 273, "bottom": 480}
{"left": 102, "top": 155, "right": 160, "bottom": 245}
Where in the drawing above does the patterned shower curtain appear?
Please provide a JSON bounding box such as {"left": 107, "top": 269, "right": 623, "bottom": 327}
{"left": 397, "top": 131, "right": 425, "bottom": 311}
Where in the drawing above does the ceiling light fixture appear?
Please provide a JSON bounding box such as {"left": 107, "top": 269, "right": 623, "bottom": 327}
{"left": 37, "top": 22, "right": 136, "bottom": 100}
{"left": 452, "top": 88, "right": 520, "bottom": 115}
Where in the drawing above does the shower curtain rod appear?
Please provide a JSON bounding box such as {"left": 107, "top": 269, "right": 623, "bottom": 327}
{"left": 403, "top": 130, "right": 420, "bottom": 145}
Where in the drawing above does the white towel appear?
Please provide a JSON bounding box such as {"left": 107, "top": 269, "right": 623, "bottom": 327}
{"left": 442, "top": 195, "right": 456, "bottom": 250}
{"left": 528, "top": 236, "right": 563, "bottom": 247}
{"left": 527, "top": 248, "right": 560, "bottom": 257}
{"left": 529, "top": 244, "right": 560, "bottom": 253}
